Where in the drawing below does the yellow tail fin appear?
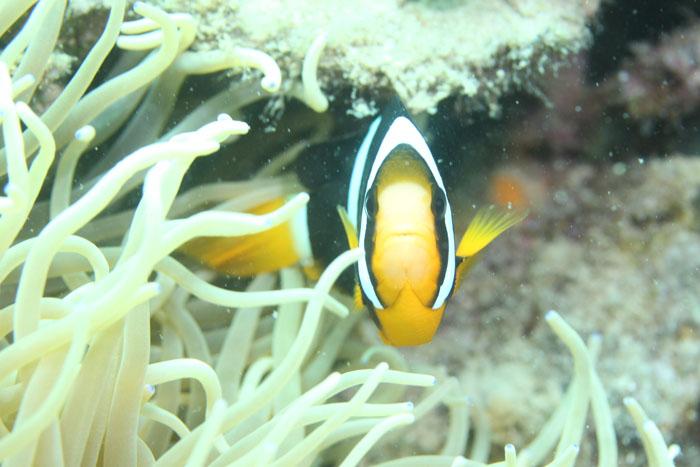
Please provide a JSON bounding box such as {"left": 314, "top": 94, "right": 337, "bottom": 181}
{"left": 180, "top": 198, "right": 306, "bottom": 276}
{"left": 456, "top": 205, "right": 529, "bottom": 258}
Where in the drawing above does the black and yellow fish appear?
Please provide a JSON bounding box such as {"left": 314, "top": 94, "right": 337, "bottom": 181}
{"left": 183, "top": 97, "right": 528, "bottom": 346}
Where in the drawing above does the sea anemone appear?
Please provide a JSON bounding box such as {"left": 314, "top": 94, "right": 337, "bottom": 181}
{"left": 0, "top": 1, "right": 677, "bottom": 465}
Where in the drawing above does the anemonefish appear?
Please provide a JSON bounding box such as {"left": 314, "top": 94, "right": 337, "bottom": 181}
{"left": 181, "top": 97, "right": 527, "bottom": 346}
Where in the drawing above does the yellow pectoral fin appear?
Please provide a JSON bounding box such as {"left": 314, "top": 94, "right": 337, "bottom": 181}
{"left": 453, "top": 252, "right": 484, "bottom": 293}
{"left": 336, "top": 205, "right": 359, "bottom": 249}
{"left": 456, "top": 205, "right": 529, "bottom": 258}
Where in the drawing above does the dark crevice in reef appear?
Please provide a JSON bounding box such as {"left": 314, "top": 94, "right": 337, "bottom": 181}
{"left": 587, "top": 0, "right": 700, "bottom": 82}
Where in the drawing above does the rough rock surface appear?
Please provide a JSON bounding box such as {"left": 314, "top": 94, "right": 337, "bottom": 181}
{"left": 67, "top": 0, "right": 598, "bottom": 115}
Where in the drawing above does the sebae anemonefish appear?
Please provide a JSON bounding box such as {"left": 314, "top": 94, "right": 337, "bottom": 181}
{"left": 182, "top": 97, "right": 528, "bottom": 346}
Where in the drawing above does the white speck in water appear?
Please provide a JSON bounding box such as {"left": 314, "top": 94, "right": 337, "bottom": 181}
{"left": 553, "top": 190, "right": 569, "bottom": 205}
{"left": 612, "top": 162, "right": 626, "bottom": 176}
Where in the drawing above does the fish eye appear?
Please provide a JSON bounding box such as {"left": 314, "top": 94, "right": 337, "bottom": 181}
{"left": 432, "top": 188, "right": 446, "bottom": 219}
{"left": 364, "top": 186, "right": 378, "bottom": 218}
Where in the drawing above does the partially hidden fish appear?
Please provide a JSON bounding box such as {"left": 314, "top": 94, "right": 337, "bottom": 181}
{"left": 182, "top": 96, "right": 528, "bottom": 346}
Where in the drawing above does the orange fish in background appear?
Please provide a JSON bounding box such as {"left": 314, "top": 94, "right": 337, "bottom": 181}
{"left": 183, "top": 97, "right": 528, "bottom": 346}
{"left": 490, "top": 171, "right": 530, "bottom": 208}
{"left": 488, "top": 162, "right": 550, "bottom": 210}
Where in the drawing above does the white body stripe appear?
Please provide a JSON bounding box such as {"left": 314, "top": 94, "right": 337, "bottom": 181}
{"left": 290, "top": 203, "right": 313, "bottom": 266}
{"left": 356, "top": 116, "right": 456, "bottom": 310}
{"left": 347, "top": 116, "right": 381, "bottom": 228}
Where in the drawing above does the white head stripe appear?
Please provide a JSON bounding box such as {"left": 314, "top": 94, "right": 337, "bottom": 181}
{"left": 290, "top": 203, "right": 313, "bottom": 266}
{"left": 364, "top": 117, "right": 446, "bottom": 194}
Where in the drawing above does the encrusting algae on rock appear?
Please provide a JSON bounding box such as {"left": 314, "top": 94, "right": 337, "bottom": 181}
{"left": 59, "top": 0, "right": 597, "bottom": 116}
{"left": 0, "top": 0, "right": 686, "bottom": 465}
